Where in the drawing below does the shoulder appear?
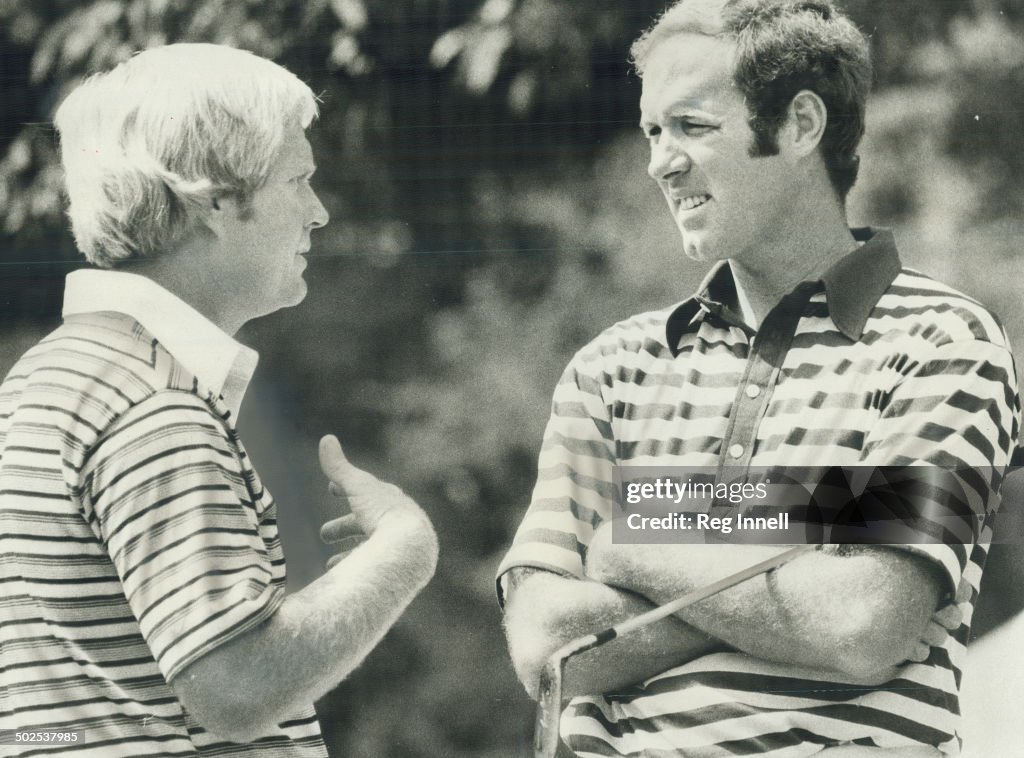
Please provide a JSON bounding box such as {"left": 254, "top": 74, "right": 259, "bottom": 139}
{"left": 5, "top": 312, "right": 213, "bottom": 468}
{"left": 566, "top": 303, "right": 683, "bottom": 378}
{"left": 24, "top": 311, "right": 197, "bottom": 392}
{"left": 83, "top": 389, "right": 238, "bottom": 488}
{"left": 876, "top": 269, "right": 1010, "bottom": 349}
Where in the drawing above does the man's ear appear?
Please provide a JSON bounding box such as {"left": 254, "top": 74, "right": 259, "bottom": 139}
{"left": 783, "top": 89, "right": 827, "bottom": 158}
{"left": 204, "top": 194, "right": 231, "bottom": 238}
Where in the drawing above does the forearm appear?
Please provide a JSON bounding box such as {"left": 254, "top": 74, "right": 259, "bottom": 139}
{"left": 172, "top": 516, "right": 437, "bottom": 740}
{"left": 590, "top": 538, "right": 942, "bottom": 681}
{"left": 503, "top": 570, "right": 726, "bottom": 700}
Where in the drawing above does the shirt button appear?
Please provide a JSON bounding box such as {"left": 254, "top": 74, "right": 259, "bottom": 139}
{"left": 729, "top": 443, "right": 745, "bottom": 459}
{"left": 745, "top": 384, "right": 761, "bottom": 399}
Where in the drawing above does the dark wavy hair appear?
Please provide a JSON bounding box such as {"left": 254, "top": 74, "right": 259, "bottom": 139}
{"left": 631, "top": 0, "right": 872, "bottom": 200}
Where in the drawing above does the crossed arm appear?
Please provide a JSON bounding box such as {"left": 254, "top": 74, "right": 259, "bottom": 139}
{"left": 502, "top": 331, "right": 1017, "bottom": 703}
{"left": 503, "top": 530, "right": 957, "bottom": 700}
{"left": 503, "top": 566, "right": 726, "bottom": 699}
{"left": 586, "top": 527, "right": 952, "bottom": 680}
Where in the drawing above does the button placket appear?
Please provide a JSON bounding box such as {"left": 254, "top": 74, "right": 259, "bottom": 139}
{"left": 716, "top": 282, "right": 820, "bottom": 481}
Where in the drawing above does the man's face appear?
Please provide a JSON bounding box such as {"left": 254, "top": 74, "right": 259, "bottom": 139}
{"left": 220, "top": 123, "right": 329, "bottom": 312}
{"left": 640, "top": 33, "right": 798, "bottom": 265}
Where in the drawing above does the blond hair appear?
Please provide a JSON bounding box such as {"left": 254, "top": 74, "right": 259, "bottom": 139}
{"left": 55, "top": 43, "right": 318, "bottom": 267}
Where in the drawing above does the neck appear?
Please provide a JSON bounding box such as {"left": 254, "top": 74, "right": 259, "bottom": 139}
{"left": 729, "top": 189, "right": 855, "bottom": 329}
{"left": 123, "top": 238, "right": 250, "bottom": 336}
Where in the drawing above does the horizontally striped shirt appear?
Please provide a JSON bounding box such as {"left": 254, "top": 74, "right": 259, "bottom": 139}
{"left": 498, "top": 229, "right": 1020, "bottom": 757}
{"left": 0, "top": 271, "right": 326, "bottom": 756}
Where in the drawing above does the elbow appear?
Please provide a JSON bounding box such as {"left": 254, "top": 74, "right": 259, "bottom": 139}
{"left": 810, "top": 557, "right": 943, "bottom": 682}
{"left": 829, "top": 646, "right": 900, "bottom": 683}
{"left": 504, "top": 623, "right": 554, "bottom": 701}
{"left": 513, "top": 659, "right": 544, "bottom": 701}
{"left": 825, "top": 611, "right": 924, "bottom": 682}
{"left": 503, "top": 600, "right": 566, "bottom": 701}
{"left": 173, "top": 674, "right": 284, "bottom": 743}
{"left": 502, "top": 569, "right": 599, "bottom": 700}
{"left": 194, "top": 700, "right": 275, "bottom": 744}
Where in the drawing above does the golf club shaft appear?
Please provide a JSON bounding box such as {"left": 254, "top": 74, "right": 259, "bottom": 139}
{"left": 611, "top": 543, "right": 819, "bottom": 638}
{"left": 534, "top": 543, "right": 819, "bottom": 758}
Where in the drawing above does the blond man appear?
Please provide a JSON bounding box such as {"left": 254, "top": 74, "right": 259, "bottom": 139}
{"left": 0, "top": 44, "right": 437, "bottom": 756}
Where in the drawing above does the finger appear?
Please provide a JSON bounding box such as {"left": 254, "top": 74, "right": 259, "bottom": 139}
{"left": 332, "top": 535, "right": 366, "bottom": 553}
{"left": 920, "top": 621, "right": 948, "bottom": 648}
{"left": 955, "top": 580, "right": 973, "bottom": 604}
{"left": 326, "top": 553, "right": 344, "bottom": 571}
{"left": 320, "top": 514, "right": 362, "bottom": 543}
{"left": 319, "top": 435, "right": 354, "bottom": 482}
{"left": 932, "top": 603, "right": 963, "bottom": 631}
{"left": 319, "top": 435, "right": 377, "bottom": 494}
{"left": 906, "top": 642, "right": 931, "bottom": 663}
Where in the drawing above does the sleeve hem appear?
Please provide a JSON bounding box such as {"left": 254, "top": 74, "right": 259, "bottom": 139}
{"left": 496, "top": 560, "right": 581, "bottom": 608}
{"left": 162, "top": 580, "right": 287, "bottom": 683}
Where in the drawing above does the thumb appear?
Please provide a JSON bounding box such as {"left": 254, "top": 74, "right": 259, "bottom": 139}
{"left": 319, "top": 435, "right": 375, "bottom": 494}
{"left": 319, "top": 434, "right": 353, "bottom": 484}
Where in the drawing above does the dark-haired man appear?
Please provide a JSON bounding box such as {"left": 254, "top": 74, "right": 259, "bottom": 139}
{"left": 500, "top": 1, "right": 1019, "bottom": 755}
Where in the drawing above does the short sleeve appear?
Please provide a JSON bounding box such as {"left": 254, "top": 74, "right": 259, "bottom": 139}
{"left": 859, "top": 337, "right": 1020, "bottom": 592}
{"left": 496, "top": 357, "right": 617, "bottom": 603}
{"left": 80, "top": 391, "right": 286, "bottom": 682}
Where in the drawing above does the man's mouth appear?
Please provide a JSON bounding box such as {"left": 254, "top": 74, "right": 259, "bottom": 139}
{"left": 677, "top": 194, "right": 711, "bottom": 211}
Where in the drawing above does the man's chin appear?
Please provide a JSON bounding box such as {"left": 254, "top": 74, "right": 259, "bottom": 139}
{"left": 680, "top": 237, "right": 709, "bottom": 263}
{"left": 288, "top": 280, "right": 309, "bottom": 306}
{"left": 276, "top": 279, "right": 309, "bottom": 310}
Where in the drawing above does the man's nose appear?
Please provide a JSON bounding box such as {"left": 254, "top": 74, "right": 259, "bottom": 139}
{"left": 308, "top": 191, "right": 329, "bottom": 229}
{"left": 647, "top": 140, "right": 691, "bottom": 182}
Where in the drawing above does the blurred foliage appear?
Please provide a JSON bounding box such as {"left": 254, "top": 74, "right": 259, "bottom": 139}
{"left": 3, "top": 1, "right": 1024, "bottom": 756}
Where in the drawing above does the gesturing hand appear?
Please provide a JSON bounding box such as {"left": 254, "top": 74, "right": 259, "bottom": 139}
{"left": 317, "top": 435, "right": 438, "bottom": 572}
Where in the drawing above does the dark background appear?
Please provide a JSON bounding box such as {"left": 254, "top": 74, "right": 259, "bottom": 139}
{"left": 2, "top": 1, "right": 1023, "bottom": 755}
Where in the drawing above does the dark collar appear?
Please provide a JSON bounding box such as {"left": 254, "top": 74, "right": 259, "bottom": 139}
{"left": 665, "top": 228, "right": 902, "bottom": 357}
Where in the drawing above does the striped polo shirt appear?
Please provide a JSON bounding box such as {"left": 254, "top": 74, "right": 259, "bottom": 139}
{"left": 0, "top": 270, "right": 326, "bottom": 756}
{"left": 499, "top": 229, "right": 1020, "bottom": 756}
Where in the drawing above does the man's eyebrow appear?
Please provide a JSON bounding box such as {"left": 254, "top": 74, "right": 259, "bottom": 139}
{"left": 674, "top": 96, "right": 707, "bottom": 108}
{"left": 639, "top": 106, "right": 720, "bottom": 129}
{"left": 667, "top": 99, "right": 718, "bottom": 115}
{"left": 640, "top": 96, "right": 717, "bottom": 119}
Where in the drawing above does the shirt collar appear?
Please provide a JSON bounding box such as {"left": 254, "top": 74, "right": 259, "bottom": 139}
{"left": 665, "top": 227, "right": 902, "bottom": 356}
{"left": 62, "top": 269, "right": 259, "bottom": 416}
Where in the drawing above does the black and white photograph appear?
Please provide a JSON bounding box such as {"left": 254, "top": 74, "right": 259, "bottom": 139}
{"left": 1, "top": 1, "right": 1023, "bottom": 757}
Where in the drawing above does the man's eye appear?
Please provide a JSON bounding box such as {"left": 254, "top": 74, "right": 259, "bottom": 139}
{"left": 643, "top": 125, "right": 661, "bottom": 139}
{"left": 680, "top": 121, "right": 712, "bottom": 135}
